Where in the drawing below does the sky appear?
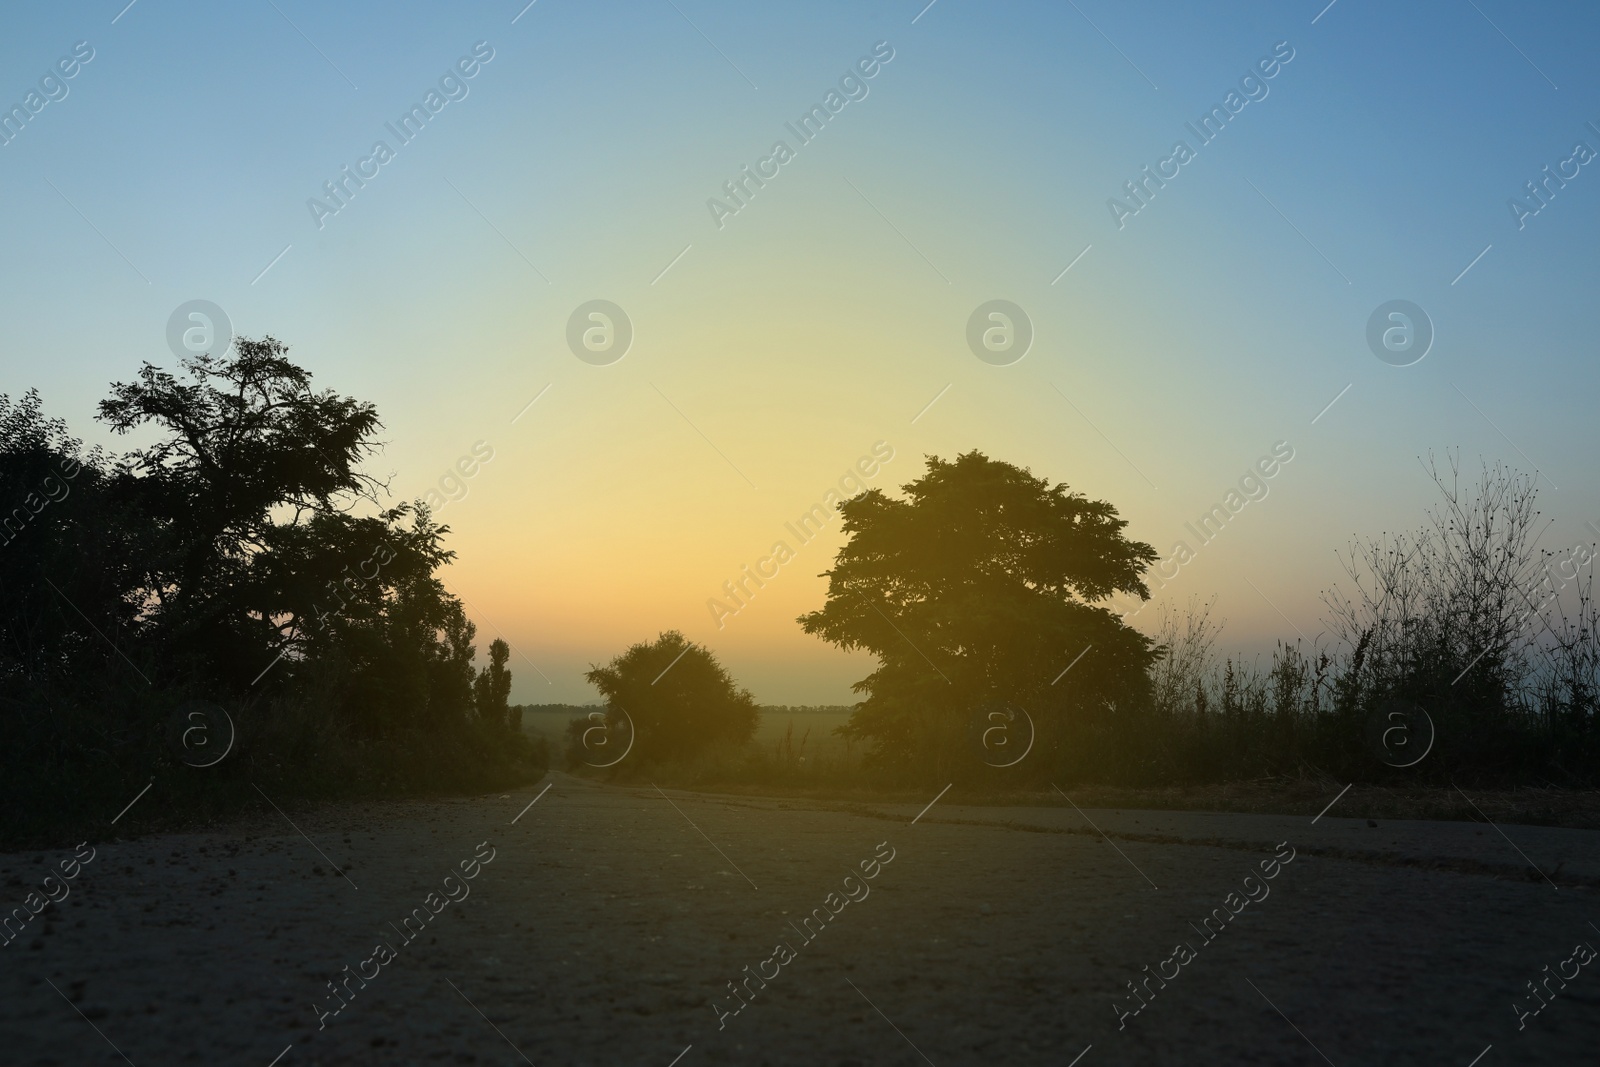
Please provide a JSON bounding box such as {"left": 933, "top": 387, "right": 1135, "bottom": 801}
{"left": 2, "top": 0, "right": 1598, "bottom": 705}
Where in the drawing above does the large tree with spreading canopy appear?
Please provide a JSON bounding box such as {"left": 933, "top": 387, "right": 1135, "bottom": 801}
{"left": 798, "top": 451, "right": 1159, "bottom": 780}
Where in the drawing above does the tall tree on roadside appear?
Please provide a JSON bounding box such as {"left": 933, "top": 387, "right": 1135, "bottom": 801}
{"left": 798, "top": 451, "right": 1159, "bottom": 779}
{"left": 1, "top": 343, "right": 544, "bottom": 845}
{"left": 95, "top": 337, "right": 384, "bottom": 685}
{"left": 474, "top": 638, "right": 513, "bottom": 729}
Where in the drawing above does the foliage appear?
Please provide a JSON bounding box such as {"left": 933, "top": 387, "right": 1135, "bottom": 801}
{"left": 788, "top": 451, "right": 1598, "bottom": 789}
{"left": 474, "top": 638, "right": 513, "bottom": 729}
{"left": 95, "top": 338, "right": 387, "bottom": 689}
{"left": 0, "top": 344, "right": 542, "bottom": 846}
{"left": 579, "top": 630, "right": 758, "bottom": 767}
{"left": 1112, "top": 457, "right": 1598, "bottom": 787}
{"left": 798, "top": 451, "right": 1160, "bottom": 782}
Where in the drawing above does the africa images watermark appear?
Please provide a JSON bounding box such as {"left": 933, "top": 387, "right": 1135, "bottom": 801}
{"left": 420, "top": 439, "right": 495, "bottom": 513}
{"left": 307, "top": 42, "right": 496, "bottom": 229}
{"left": 707, "top": 441, "right": 895, "bottom": 629}
{"left": 1513, "top": 931, "right": 1596, "bottom": 1032}
{"left": 711, "top": 841, "right": 897, "bottom": 1030}
{"left": 0, "top": 453, "right": 82, "bottom": 550}
{"left": 312, "top": 840, "right": 497, "bottom": 1030}
{"left": 0, "top": 40, "right": 95, "bottom": 148}
{"left": 706, "top": 41, "right": 896, "bottom": 229}
{"left": 0, "top": 842, "right": 96, "bottom": 950}
{"left": 1507, "top": 118, "right": 1600, "bottom": 230}
{"left": 1515, "top": 526, "right": 1599, "bottom": 633}
{"left": 306, "top": 539, "right": 399, "bottom": 634}
{"left": 1453, "top": 521, "right": 1600, "bottom": 686}
{"left": 1121, "top": 440, "right": 1296, "bottom": 621}
{"left": 1113, "top": 841, "right": 1296, "bottom": 1031}
{"left": 1107, "top": 39, "right": 1296, "bottom": 229}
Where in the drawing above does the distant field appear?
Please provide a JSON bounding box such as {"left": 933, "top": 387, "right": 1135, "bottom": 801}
{"left": 753, "top": 711, "right": 855, "bottom": 761}
{"left": 518, "top": 707, "right": 594, "bottom": 743}
{"left": 518, "top": 705, "right": 858, "bottom": 759}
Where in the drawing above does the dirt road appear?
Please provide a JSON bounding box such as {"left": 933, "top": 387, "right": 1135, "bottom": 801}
{"left": 2, "top": 772, "right": 1595, "bottom": 1065}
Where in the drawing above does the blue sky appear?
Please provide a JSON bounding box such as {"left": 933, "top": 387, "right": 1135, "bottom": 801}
{"left": 2, "top": 0, "right": 1596, "bottom": 703}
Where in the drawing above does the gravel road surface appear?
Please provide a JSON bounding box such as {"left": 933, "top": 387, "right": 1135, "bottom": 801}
{"left": 2, "top": 772, "right": 1595, "bottom": 1065}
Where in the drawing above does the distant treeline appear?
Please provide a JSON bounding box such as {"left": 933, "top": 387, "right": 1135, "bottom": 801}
{"left": 760, "top": 705, "right": 855, "bottom": 715}
{"left": 524, "top": 703, "right": 851, "bottom": 719}
{"left": 0, "top": 344, "right": 545, "bottom": 847}
{"left": 515, "top": 703, "right": 600, "bottom": 736}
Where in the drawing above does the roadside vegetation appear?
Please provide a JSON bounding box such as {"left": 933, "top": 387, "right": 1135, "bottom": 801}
{"left": 0, "top": 343, "right": 544, "bottom": 848}
{"left": 569, "top": 452, "right": 1599, "bottom": 819}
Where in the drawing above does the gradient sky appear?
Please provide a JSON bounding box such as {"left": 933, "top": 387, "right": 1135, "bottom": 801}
{"left": 3, "top": 0, "right": 1598, "bottom": 704}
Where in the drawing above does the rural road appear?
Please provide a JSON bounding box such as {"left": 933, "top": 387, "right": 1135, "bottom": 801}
{"left": 1, "top": 772, "right": 1596, "bottom": 1065}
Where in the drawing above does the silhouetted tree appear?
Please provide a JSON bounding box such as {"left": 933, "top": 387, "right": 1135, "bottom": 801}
{"left": 474, "top": 638, "right": 513, "bottom": 728}
{"left": 798, "top": 451, "right": 1159, "bottom": 780}
{"left": 266, "top": 502, "right": 484, "bottom": 737}
{"left": 96, "top": 338, "right": 384, "bottom": 687}
{"left": 0, "top": 390, "right": 147, "bottom": 684}
{"left": 583, "top": 631, "right": 757, "bottom": 765}
{"left": 0, "top": 342, "right": 544, "bottom": 844}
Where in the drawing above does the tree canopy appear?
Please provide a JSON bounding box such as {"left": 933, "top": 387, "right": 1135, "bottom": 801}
{"left": 582, "top": 631, "right": 758, "bottom": 765}
{"left": 474, "top": 638, "right": 513, "bottom": 729}
{"left": 0, "top": 341, "right": 539, "bottom": 842}
{"left": 798, "top": 451, "right": 1160, "bottom": 777}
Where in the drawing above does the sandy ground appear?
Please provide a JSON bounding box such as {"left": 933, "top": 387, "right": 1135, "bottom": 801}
{"left": 1, "top": 772, "right": 1596, "bottom": 1066}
